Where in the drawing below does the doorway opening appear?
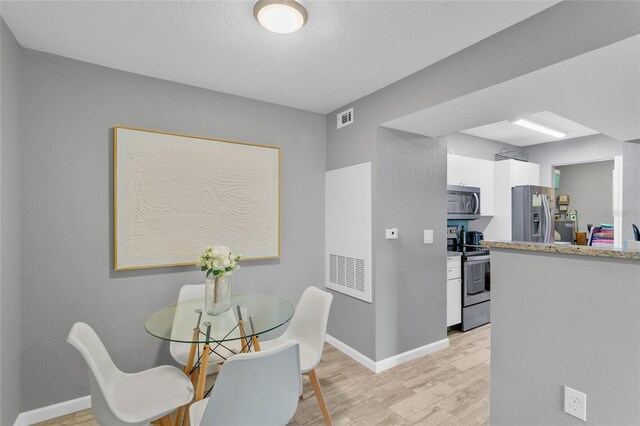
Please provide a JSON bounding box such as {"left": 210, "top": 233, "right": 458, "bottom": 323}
{"left": 551, "top": 156, "right": 623, "bottom": 247}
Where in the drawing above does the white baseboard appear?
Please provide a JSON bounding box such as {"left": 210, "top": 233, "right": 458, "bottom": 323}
{"left": 326, "top": 334, "right": 449, "bottom": 373}
{"left": 374, "top": 338, "right": 450, "bottom": 372}
{"left": 14, "top": 395, "right": 91, "bottom": 426}
{"left": 326, "top": 334, "right": 377, "bottom": 372}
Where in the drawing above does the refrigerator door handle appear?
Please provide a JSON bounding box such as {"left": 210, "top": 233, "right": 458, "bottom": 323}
{"left": 542, "top": 195, "right": 548, "bottom": 243}
{"left": 542, "top": 194, "right": 551, "bottom": 243}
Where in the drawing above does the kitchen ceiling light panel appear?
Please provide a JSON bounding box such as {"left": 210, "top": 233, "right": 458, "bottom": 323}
{"left": 254, "top": 0, "right": 308, "bottom": 34}
{"left": 512, "top": 118, "right": 567, "bottom": 138}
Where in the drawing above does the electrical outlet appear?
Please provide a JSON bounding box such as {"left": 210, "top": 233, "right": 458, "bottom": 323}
{"left": 423, "top": 230, "right": 434, "bottom": 244}
{"left": 385, "top": 228, "right": 398, "bottom": 240}
{"left": 564, "top": 386, "right": 587, "bottom": 422}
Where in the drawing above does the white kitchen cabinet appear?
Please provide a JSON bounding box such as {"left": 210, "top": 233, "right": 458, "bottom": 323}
{"left": 483, "top": 159, "right": 541, "bottom": 241}
{"left": 447, "top": 278, "right": 462, "bottom": 327}
{"left": 512, "top": 161, "right": 540, "bottom": 187}
{"left": 447, "top": 155, "right": 494, "bottom": 215}
{"left": 477, "top": 159, "right": 495, "bottom": 216}
{"left": 447, "top": 154, "right": 462, "bottom": 186}
{"left": 446, "top": 256, "right": 462, "bottom": 327}
{"left": 447, "top": 154, "right": 479, "bottom": 187}
{"left": 460, "top": 157, "right": 479, "bottom": 187}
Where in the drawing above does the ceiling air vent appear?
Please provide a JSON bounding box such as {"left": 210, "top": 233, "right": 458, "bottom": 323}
{"left": 337, "top": 107, "right": 354, "bottom": 129}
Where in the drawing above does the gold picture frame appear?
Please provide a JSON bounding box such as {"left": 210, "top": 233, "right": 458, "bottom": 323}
{"left": 114, "top": 126, "right": 280, "bottom": 271}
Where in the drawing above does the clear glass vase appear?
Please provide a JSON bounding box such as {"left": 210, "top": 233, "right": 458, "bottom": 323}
{"left": 205, "top": 275, "right": 232, "bottom": 315}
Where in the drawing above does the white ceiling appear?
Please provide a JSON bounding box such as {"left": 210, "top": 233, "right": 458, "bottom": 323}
{"left": 0, "top": 1, "right": 557, "bottom": 113}
{"left": 383, "top": 34, "right": 640, "bottom": 144}
{"left": 460, "top": 111, "right": 600, "bottom": 147}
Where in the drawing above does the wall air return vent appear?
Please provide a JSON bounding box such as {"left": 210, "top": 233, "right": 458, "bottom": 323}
{"left": 337, "top": 107, "right": 354, "bottom": 129}
{"left": 328, "top": 255, "right": 366, "bottom": 293}
{"left": 325, "top": 162, "right": 372, "bottom": 303}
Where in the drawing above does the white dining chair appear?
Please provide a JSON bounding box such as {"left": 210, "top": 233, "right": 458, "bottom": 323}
{"left": 67, "top": 322, "right": 194, "bottom": 426}
{"left": 189, "top": 341, "right": 302, "bottom": 426}
{"left": 170, "top": 284, "right": 243, "bottom": 372}
{"left": 260, "top": 286, "right": 334, "bottom": 426}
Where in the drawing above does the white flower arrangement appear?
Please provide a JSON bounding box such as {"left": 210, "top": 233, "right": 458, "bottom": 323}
{"left": 197, "top": 245, "right": 241, "bottom": 278}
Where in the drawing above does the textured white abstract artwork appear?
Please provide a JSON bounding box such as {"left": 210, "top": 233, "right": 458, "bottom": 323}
{"left": 114, "top": 127, "right": 279, "bottom": 270}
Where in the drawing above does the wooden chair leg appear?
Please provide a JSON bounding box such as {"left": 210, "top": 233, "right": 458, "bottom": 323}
{"left": 182, "top": 368, "right": 200, "bottom": 426}
{"left": 175, "top": 406, "right": 184, "bottom": 426}
{"left": 177, "top": 329, "right": 200, "bottom": 426}
{"left": 159, "top": 414, "right": 173, "bottom": 426}
{"left": 307, "top": 369, "right": 332, "bottom": 426}
{"left": 195, "top": 344, "right": 211, "bottom": 400}
{"left": 182, "top": 405, "right": 190, "bottom": 426}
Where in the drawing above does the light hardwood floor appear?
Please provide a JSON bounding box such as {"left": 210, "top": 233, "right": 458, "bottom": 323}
{"left": 37, "top": 325, "right": 490, "bottom": 426}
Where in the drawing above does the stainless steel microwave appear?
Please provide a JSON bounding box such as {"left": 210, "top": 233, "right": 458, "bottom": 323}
{"left": 447, "top": 185, "right": 481, "bottom": 220}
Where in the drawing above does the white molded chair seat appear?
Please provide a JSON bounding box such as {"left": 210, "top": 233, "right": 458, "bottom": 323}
{"left": 259, "top": 286, "right": 334, "bottom": 426}
{"left": 259, "top": 337, "right": 316, "bottom": 373}
{"left": 170, "top": 284, "right": 243, "bottom": 370}
{"left": 189, "top": 341, "right": 302, "bottom": 426}
{"left": 67, "top": 322, "right": 194, "bottom": 426}
{"left": 107, "top": 366, "right": 193, "bottom": 424}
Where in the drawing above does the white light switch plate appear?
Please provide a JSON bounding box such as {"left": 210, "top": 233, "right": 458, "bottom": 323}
{"left": 424, "top": 230, "right": 433, "bottom": 244}
{"left": 385, "top": 228, "right": 398, "bottom": 239}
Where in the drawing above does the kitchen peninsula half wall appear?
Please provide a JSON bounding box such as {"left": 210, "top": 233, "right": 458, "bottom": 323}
{"left": 485, "top": 240, "right": 640, "bottom": 425}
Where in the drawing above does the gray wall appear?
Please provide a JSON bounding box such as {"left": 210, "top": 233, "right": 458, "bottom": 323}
{"left": 0, "top": 17, "right": 23, "bottom": 425}
{"left": 446, "top": 132, "right": 522, "bottom": 161}
{"left": 326, "top": 1, "right": 640, "bottom": 361}
{"left": 20, "top": 50, "right": 326, "bottom": 410}
{"left": 525, "top": 133, "right": 623, "bottom": 187}
{"left": 557, "top": 160, "right": 614, "bottom": 231}
{"left": 490, "top": 249, "right": 640, "bottom": 425}
{"left": 325, "top": 106, "right": 377, "bottom": 360}
{"left": 623, "top": 140, "right": 640, "bottom": 241}
{"left": 375, "top": 128, "right": 446, "bottom": 359}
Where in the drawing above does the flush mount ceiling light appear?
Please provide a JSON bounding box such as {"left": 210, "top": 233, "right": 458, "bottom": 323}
{"left": 254, "top": 0, "right": 308, "bottom": 34}
{"left": 512, "top": 118, "right": 567, "bottom": 138}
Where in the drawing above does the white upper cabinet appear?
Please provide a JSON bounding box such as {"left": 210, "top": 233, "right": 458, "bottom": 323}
{"left": 447, "top": 154, "right": 494, "bottom": 216}
{"left": 460, "top": 157, "right": 479, "bottom": 187}
{"left": 484, "top": 159, "right": 541, "bottom": 241}
{"left": 512, "top": 161, "right": 540, "bottom": 187}
{"left": 477, "top": 159, "right": 495, "bottom": 216}
{"left": 447, "top": 154, "right": 479, "bottom": 187}
{"left": 447, "top": 154, "right": 462, "bottom": 186}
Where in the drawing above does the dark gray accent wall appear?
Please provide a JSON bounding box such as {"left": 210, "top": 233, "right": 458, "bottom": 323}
{"left": 326, "top": 1, "right": 640, "bottom": 361}
{"left": 375, "top": 128, "right": 446, "bottom": 360}
{"left": 557, "top": 161, "right": 614, "bottom": 232}
{"left": 20, "top": 50, "right": 326, "bottom": 410}
{"left": 1, "top": 17, "right": 23, "bottom": 425}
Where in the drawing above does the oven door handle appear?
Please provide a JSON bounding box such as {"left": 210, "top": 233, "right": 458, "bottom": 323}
{"left": 465, "top": 255, "right": 490, "bottom": 263}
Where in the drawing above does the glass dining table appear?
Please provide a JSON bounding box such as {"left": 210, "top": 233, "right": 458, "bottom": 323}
{"left": 145, "top": 293, "right": 294, "bottom": 426}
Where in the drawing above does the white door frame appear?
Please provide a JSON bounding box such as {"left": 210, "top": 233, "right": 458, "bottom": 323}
{"left": 612, "top": 155, "right": 623, "bottom": 248}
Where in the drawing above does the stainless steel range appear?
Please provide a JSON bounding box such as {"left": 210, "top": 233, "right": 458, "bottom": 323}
{"left": 447, "top": 226, "right": 491, "bottom": 331}
{"left": 461, "top": 249, "right": 490, "bottom": 331}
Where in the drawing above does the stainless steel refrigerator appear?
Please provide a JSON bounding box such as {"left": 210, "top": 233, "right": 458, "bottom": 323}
{"left": 512, "top": 185, "right": 555, "bottom": 243}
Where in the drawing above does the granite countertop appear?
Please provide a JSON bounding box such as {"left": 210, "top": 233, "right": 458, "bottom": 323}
{"left": 482, "top": 240, "right": 640, "bottom": 260}
{"left": 447, "top": 251, "right": 463, "bottom": 257}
